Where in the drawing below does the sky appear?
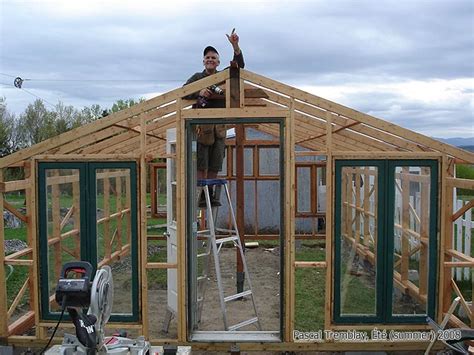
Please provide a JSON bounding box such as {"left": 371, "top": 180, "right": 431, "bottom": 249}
{"left": 0, "top": 0, "right": 473, "bottom": 139}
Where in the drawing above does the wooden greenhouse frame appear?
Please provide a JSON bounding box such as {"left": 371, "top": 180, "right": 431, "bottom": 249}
{"left": 1, "top": 67, "right": 473, "bottom": 352}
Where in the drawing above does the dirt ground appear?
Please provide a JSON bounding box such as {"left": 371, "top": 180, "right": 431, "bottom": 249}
{"left": 147, "top": 246, "right": 281, "bottom": 339}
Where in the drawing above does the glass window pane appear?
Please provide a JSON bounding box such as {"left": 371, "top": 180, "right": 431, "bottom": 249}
{"left": 340, "top": 166, "right": 378, "bottom": 316}
{"left": 259, "top": 148, "right": 280, "bottom": 176}
{"left": 392, "top": 166, "right": 431, "bottom": 316}
{"left": 232, "top": 147, "right": 254, "bottom": 176}
{"left": 297, "top": 167, "right": 311, "bottom": 213}
{"left": 96, "top": 168, "right": 133, "bottom": 316}
{"left": 45, "top": 168, "right": 81, "bottom": 313}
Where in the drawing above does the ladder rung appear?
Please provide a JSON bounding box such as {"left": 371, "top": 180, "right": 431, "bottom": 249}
{"left": 228, "top": 317, "right": 259, "bottom": 331}
{"left": 215, "top": 227, "right": 237, "bottom": 234}
{"left": 224, "top": 290, "right": 252, "bottom": 302}
{"left": 215, "top": 236, "right": 239, "bottom": 244}
{"left": 197, "top": 252, "right": 209, "bottom": 258}
{"left": 197, "top": 276, "right": 206, "bottom": 282}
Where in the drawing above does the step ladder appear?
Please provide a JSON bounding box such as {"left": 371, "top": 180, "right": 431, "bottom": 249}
{"left": 195, "top": 178, "right": 261, "bottom": 331}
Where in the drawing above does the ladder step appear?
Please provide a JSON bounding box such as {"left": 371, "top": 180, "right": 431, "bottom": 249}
{"left": 197, "top": 252, "right": 209, "bottom": 258}
{"left": 215, "top": 235, "right": 239, "bottom": 244}
{"left": 197, "top": 276, "right": 206, "bottom": 282}
{"left": 227, "top": 317, "right": 259, "bottom": 331}
{"left": 224, "top": 290, "right": 252, "bottom": 302}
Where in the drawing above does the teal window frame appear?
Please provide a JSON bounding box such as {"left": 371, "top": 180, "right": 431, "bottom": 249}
{"left": 38, "top": 161, "right": 139, "bottom": 322}
{"left": 334, "top": 159, "right": 438, "bottom": 324}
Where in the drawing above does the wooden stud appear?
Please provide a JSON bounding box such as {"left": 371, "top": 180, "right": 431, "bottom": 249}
{"left": 324, "top": 153, "right": 334, "bottom": 329}
{"left": 286, "top": 101, "right": 296, "bottom": 341}
{"left": 241, "top": 69, "right": 474, "bottom": 163}
{"left": 441, "top": 157, "right": 454, "bottom": 320}
{"left": 175, "top": 98, "right": 187, "bottom": 341}
{"left": 0, "top": 168, "right": 7, "bottom": 337}
{"left": 0, "top": 70, "right": 230, "bottom": 168}
{"left": 139, "top": 115, "right": 149, "bottom": 337}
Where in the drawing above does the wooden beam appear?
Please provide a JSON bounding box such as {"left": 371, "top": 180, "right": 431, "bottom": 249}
{"left": 446, "top": 177, "right": 474, "bottom": 190}
{"left": 451, "top": 199, "right": 474, "bottom": 222}
{"left": 0, "top": 179, "right": 30, "bottom": 193}
{"left": 181, "top": 107, "right": 288, "bottom": 119}
{"left": 0, "top": 70, "right": 229, "bottom": 168}
{"left": 294, "top": 261, "right": 327, "bottom": 268}
{"left": 3, "top": 200, "right": 28, "bottom": 223}
{"left": 241, "top": 69, "right": 474, "bottom": 163}
{"left": 0, "top": 169, "right": 7, "bottom": 337}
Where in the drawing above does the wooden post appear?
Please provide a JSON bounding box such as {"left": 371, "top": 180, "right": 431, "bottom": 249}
{"left": 140, "top": 115, "right": 149, "bottom": 337}
{"left": 286, "top": 100, "right": 296, "bottom": 340}
{"left": 0, "top": 168, "right": 8, "bottom": 338}
{"left": 175, "top": 98, "right": 187, "bottom": 341}
{"left": 324, "top": 111, "right": 333, "bottom": 329}
{"left": 24, "top": 161, "right": 37, "bottom": 331}
{"left": 441, "top": 157, "right": 454, "bottom": 319}
{"left": 231, "top": 67, "right": 245, "bottom": 294}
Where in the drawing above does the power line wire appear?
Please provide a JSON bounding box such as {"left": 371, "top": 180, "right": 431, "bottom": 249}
{"left": 19, "top": 88, "right": 57, "bottom": 109}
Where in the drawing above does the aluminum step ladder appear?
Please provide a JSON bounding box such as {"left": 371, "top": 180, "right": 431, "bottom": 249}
{"left": 195, "top": 178, "right": 261, "bottom": 331}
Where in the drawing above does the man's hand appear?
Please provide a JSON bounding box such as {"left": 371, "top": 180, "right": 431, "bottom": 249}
{"left": 226, "top": 28, "right": 241, "bottom": 54}
{"left": 199, "top": 88, "right": 212, "bottom": 97}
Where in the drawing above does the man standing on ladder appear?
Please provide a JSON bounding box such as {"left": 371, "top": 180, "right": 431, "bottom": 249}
{"left": 183, "top": 29, "right": 244, "bottom": 207}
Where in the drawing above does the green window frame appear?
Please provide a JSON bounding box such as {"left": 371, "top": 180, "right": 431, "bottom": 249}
{"left": 38, "top": 161, "right": 139, "bottom": 322}
{"left": 334, "top": 159, "right": 438, "bottom": 324}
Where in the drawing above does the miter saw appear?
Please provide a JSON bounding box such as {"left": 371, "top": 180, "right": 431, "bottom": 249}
{"left": 45, "top": 261, "right": 150, "bottom": 355}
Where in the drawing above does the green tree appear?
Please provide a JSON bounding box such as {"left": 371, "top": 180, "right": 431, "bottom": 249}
{"left": 110, "top": 98, "right": 145, "bottom": 113}
{"left": 0, "top": 97, "right": 17, "bottom": 157}
{"left": 16, "top": 99, "right": 56, "bottom": 148}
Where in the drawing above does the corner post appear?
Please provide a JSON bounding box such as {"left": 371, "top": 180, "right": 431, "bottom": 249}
{"left": 230, "top": 67, "right": 245, "bottom": 294}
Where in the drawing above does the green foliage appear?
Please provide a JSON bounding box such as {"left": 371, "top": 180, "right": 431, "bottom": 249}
{"left": 110, "top": 98, "right": 145, "bottom": 113}
{"left": 0, "top": 97, "right": 141, "bottom": 156}
{"left": 456, "top": 164, "right": 474, "bottom": 196}
{"left": 0, "top": 97, "right": 17, "bottom": 157}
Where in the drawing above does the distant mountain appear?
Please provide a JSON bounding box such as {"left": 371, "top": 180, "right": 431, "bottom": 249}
{"left": 459, "top": 145, "right": 474, "bottom": 152}
{"left": 434, "top": 137, "right": 474, "bottom": 147}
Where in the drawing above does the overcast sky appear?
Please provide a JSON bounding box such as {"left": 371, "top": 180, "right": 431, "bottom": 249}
{"left": 0, "top": 0, "right": 473, "bottom": 138}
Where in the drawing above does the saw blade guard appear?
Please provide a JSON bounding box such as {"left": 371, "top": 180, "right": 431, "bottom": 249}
{"left": 89, "top": 265, "right": 114, "bottom": 335}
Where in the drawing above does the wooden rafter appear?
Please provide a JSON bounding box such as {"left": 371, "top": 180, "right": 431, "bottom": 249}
{"left": 241, "top": 69, "right": 474, "bottom": 162}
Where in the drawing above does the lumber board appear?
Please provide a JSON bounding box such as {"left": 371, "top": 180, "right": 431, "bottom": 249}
{"left": 54, "top": 125, "right": 125, "bottom": 154}
{"left": 241, "top": 69, "right": 474, "bottom": 163}
{"left": 3, "top": 200, "right": 28, "bottom": 223}
{"left": 294, "top": 261, "right": 327, "bottom": 268}
{"left": 0, "top": 70, "right": 229, "bottom": 168}
{"left": 446, "top": 177, "right": 474, "bottom": 190}
{"left": 451, "top": 198, "right": 474, "bottom": 221}
{"left": 263, "top": 91, "right": 396, "bottom": 151}
{"left": 0, "top": 179, "right": 30, "bottom": 192}
{"left": 181, "top": 107, "right": 288, "bottom": 119}
{"left": 7, "top": 311, "right": 35, "bottom": 336}
{"left": 0, "top": 169, "right": 7, "bottom": 337}
{"left": 36, "top": 154, "right": 140, "bottom": 160}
